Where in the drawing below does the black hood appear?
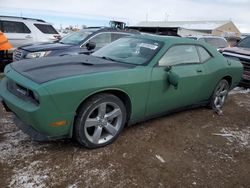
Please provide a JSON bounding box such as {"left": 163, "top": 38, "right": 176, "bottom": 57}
{"left": 20, "top": 42, "right": 72, "bottom": 52}
{"left": 11, "top": 55, "right": 135, "bottom": 84}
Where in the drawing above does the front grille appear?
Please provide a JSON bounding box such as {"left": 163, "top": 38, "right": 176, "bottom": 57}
{"left": 241, "top": 60, "right": 250, "bottom": 71}
{"left": 13, "top": 49, "right": 23, "bottom": 61}
{"left": 240, "top": 60, "right": 250, "bottom": 80}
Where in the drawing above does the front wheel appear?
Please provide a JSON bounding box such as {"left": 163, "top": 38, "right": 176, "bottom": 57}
{"left": 210, "top": 79, "right": 230, "bottom": 110}
{"left": 74, "top": 94, "right": 126, "bottom": 149}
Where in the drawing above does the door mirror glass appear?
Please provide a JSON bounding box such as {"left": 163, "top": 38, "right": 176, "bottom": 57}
{"left": 86, "top": 42, "right": 96, "bottom": 51}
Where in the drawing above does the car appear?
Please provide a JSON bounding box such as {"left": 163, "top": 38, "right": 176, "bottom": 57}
{"left": 187, "top": 35, "right": 228, "bottom": 51}
{"left": 0, "top": 35, "right": 243, "bottom": 149}
{"left": 12, "top": 27, "right": 139, "bottom": 61}
{"left": 222, "top": 36, "right": 250, "bottom": 88}
{"left": 0, "top": 16, "right": 60, "bottom": 52}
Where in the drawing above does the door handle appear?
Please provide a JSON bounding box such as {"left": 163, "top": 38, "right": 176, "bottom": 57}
{"left": 196, "top": 69, "right": 202, "bottom": 73}
{"left": 25, "top": 35, "right": 32, "bottom": 39}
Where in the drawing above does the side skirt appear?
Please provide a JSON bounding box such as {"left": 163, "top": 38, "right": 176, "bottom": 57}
{"left": 128, "top": 100, "right": 209, "bottom": 126}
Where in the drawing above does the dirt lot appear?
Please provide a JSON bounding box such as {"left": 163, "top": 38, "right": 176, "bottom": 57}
{"left": 0, "top": 88, "right": 250, "bottom": 188}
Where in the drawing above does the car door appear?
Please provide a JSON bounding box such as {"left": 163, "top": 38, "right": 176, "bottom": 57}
{"left": 146, "top": 44, "right": 207, "bottom": 117}
{"left": 1, "top": 20, "right": 33, "bottom": 49}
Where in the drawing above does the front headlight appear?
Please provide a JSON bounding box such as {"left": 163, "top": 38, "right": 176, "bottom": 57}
{"left": 26, "top": 51, "right": 51, "bottom": 59}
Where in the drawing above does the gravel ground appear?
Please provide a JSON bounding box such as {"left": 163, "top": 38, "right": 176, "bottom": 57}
{"left": 0, "top": 88, "right": 250, "bottom": 188}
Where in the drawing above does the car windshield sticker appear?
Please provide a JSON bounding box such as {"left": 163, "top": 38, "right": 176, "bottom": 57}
{"left": 139, "top": 43, "right": 158, "bottom": 50}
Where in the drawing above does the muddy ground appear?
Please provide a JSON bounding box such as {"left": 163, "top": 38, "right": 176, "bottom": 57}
{"left": 0, "top": 89, "right": 250, "bottom": 188}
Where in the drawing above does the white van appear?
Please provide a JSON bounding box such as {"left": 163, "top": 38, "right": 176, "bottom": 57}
{"left": 0, "top": 16, "right": 60, "bottom": 51}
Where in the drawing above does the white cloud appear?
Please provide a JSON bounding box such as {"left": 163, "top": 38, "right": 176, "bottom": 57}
{"left": 0, "top": 0, "right": 249, "bottom": 32}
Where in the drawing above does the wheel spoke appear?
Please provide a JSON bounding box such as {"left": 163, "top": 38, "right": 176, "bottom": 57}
{"left": 92, "top": 126, "right": 103, "bottom": 144}
{"left": 214, "top": 97, "right": 219, "bottom": 106}
{"left": 85, "top": 118, "right": 99, "bottom": 128}
{"left": 105, "top": 123, "right": 118, "bottom": 136}
{"left": 219, "top": 83, "right": 225, "bottom": 92}
{"left": 98, "top": 103, "right": 107, "bottom": 117}
{"left": 218, "top": 97, "right": 223, "bottom": 106}
{"left": 219, "top": 90, "right": 227, "bottom": 97}
{"left": 106, "top": 108, "right": 121, "bottom": 120}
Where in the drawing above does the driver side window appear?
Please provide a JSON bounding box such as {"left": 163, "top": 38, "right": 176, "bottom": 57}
{"left": 89, "top": 33, "right": 112, "bottom": 49}
{"left": 159, "top": 45, "right": 200, "bottom": 66}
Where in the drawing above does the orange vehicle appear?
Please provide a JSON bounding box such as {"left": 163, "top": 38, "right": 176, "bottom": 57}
{"left": 0, "top": 31, "right": 13, "bottom": 50}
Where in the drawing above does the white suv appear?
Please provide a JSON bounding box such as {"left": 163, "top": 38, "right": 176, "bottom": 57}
{"left": 0, "top": 16, "right": 60, "bottom": 51}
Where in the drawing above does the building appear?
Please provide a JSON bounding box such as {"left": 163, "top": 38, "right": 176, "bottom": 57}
{"left": 130, "top": 20, "right": 241, "bottom": 37}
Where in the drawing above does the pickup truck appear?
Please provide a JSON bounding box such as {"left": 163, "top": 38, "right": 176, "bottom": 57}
{"left": 223, "top": 36, "right": 250, "bottom": 88}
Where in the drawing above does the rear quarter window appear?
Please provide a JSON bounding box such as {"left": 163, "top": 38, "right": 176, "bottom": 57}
{"left": 34, "top": 24, "right": 58, "bottom": 34}
{"left": 197, "top": 46, "right": 212, "bottom": 63}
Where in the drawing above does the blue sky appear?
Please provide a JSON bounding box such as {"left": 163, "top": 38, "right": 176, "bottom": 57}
{"left": 0, "top": 0, "right": 249, "bottom": 32}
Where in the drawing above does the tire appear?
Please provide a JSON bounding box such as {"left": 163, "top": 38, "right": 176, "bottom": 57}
{"left": 74, "top": 93, "right": 126, "bottom": 149}
{"left": 209, "top": 79, "right": 230, "bottom": 110}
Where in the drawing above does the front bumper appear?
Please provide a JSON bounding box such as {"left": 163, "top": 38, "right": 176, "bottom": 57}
{"left": 0, "top": 98, "right": 63, "bottom": 141}
{"left": 12, "top": 114, "right": 66, "bottom": 141}
{"left": 0, "top": 76, "right": 74, "bottom": 140}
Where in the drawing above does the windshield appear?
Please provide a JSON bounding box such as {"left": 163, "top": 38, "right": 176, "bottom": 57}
{"left": 59, "top": 30, "right": 92, "bottom": 45}
{"left": 204, "top": 38, "right": 228, "bottom": 48}
{"left": 237, "top": 37, "right": 250, "bottom": 48}
{"left": 92, "top": 37, "right": 162, "bottom": 65}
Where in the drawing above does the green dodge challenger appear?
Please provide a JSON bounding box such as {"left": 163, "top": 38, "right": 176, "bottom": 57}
{"left": 0, "top": 35, "right": 243, "bottom": 148}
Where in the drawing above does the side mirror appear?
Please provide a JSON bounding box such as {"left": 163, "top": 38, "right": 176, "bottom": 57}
{"left": 85, "top": 42, "right": 96, "bottom": 51}
{"left": 164, "top": 66, "right": 172, "bottom": 72}
{"left": 168, "top": 70, "right": 179, "bottom": 89}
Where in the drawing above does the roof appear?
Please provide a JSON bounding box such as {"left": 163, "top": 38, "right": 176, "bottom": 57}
{"left": 132, "top": 33, "right": 199, "bottom": 44}
{"left": 135, "top": 20, "right": 231, "bottom": 31}
{"left": 0, "top": 15, "right": 45, "bottom": 23}
{"left": 82, "top": 27, "right": 140, "bottom": 34}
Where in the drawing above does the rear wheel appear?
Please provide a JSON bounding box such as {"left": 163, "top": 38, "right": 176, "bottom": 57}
{"left": 74, "top": 94, "right": 126, "bottom": 149}
{"left": 210, "top": 79, "right": 230, "bottom": 110}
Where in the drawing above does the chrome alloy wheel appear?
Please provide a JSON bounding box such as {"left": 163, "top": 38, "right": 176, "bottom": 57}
{"left": 84, "top": 102, "right": 123, "bottom": 145}
{"left": 213, "top": 81, "right": 229, "bottom": 109}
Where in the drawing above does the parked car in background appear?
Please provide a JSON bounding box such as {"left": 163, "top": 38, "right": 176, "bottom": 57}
{"left": 223, "top": 36, "right": 250, "bottom": 88}
{"left": 0, "top": 35, "right": 243, "bottom": 148}
{"left": 13, "top": 28, "right": 139, "bottom": 61}
{"left": 187, "top": 36, "right": 228, "bottom": 51}
{"left": 0, "top": 16, "right": 60, "bottom": 52}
